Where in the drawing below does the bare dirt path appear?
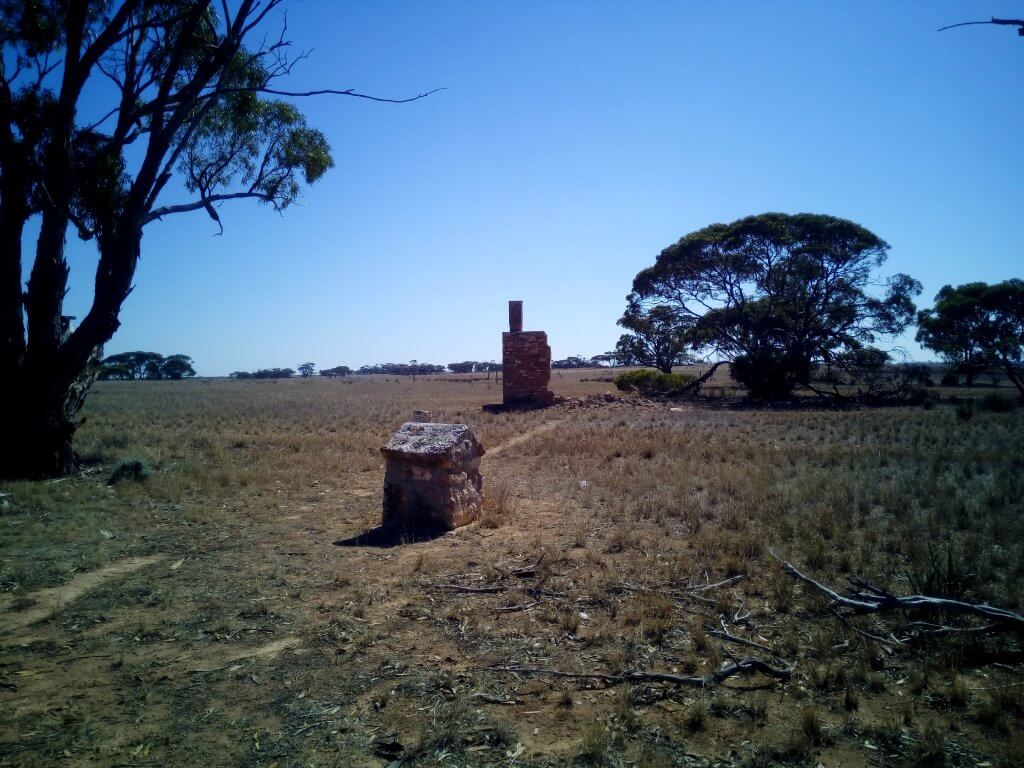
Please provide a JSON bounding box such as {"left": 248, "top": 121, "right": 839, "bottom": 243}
{"left": 485, "top": 419, "right": 561, "bottom": 458}
{"left": 0, "top": 554, "right": 165, "bottom": 636}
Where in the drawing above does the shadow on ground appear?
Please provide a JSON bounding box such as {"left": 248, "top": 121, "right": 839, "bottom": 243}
{"left": 333, "top": 525, "right": 448, "bottom": 548}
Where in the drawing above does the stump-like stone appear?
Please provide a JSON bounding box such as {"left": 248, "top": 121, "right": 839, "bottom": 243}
{"left": 381, "top": 422, "right": 485, "bottom": 533}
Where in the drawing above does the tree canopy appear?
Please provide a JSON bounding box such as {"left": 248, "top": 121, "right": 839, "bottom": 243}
{"left": 615, "top": 302, "right": 693, "bottom": 374}
{"left": 319, "top": 365, "right": 352, "bottom": 378}
{"left": 97, "top": 352, "right": 195, "bottom": 380}
{"left": 917, "top": 280, "right": 1024, "bottom": 399}
{"left": 630, "top": 213, "right": 921, "bottom": 399}
{"left": 0, "top": 1, "right": 432, "bottom": 477}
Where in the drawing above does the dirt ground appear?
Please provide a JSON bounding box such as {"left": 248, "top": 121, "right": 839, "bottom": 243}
{"left": 1, "top": 371, "right": 1022, "bottom": 767}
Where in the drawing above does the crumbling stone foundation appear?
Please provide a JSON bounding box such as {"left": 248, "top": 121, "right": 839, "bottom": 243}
{"left": 502, "top": 300, "right": 554, "bottom": 406}
{"left": 381, "top": 422, "right": 485, "bottom": 533}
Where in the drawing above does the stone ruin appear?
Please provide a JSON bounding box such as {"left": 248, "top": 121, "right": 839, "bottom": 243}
{"left": 502, "top": 300, "right": 554, "bottom": 406}
{"left": 381, "top": 421, "right": 485, "bottom": 534}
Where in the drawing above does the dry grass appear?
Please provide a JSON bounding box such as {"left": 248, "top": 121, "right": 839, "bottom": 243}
{"left": 0, "top": 370, "right": 1021, "bottom": 766}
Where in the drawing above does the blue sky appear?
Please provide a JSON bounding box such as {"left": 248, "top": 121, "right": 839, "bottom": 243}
{"left": 56, "top": 1, "right": 1023, "bottom": 374}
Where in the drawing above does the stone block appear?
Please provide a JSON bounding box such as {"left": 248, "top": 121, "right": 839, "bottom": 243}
{"left": 381, "top": 422, "right": 485, "bottom": 533}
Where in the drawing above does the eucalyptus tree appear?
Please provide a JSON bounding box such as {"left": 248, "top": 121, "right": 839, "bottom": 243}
{"left": 615, "top": 301, "right": 693, "bottom": 374}
{"left": 629, "top": 213, "right": 921, "bottom": 399}
{"left": 917, "top": 280, "right": 1024, "bottom": 399}
{"left": 0, "top": 1, "right": 434, "bottom": 477}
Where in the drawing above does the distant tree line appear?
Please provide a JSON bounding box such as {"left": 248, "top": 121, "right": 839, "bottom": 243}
{"left": 446, "top": 361, "right": 502, "bottom": 374}
{"left": 355, "top": 363, "right": 447, "bottom": 376}
{"left": 229, "top": 368, "right": 295, "bottom": 380}
{"left": 552, "top": 354, "right": 622, "bottom": 369}
{"left": 320, "top": 365, "right": 352, "bottom": 378}
{"left": 98, "top": 352, "right": 196, "bottom": 381}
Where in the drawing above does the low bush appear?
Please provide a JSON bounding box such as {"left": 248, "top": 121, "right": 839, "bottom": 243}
{"left": 955, "top": 401, "right": 975, "bottom": 421}
{"left": 981, "top": 393, "right": 1016, "bottom": 413}
{"left": 108, "top": 459, "right": 153, "bottom": 485}
{"left": 613, "top": 369, "right": 696, "bottom": 395}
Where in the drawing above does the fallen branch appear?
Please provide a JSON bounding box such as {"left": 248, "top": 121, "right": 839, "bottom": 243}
{"left": 771, "top": 552, "right": 1024, "bottom": 636}
{"left": 495, "top": 601, "right": 539, "bottom": 613}
{"left": 688, "top": 575, "right": 745, "bottom": 593}
{"left": 482, "top": 656, "right": 793, "bottom": 689}
{"left": 710, "top": 619, "right": 779, "bottom": 658}
{"left": 431, "top": 581, "right": 567, "bottom": 599}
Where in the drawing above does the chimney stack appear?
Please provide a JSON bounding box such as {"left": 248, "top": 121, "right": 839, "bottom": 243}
{"left": 508, "top": 300, "right": 523, "bottom": 333}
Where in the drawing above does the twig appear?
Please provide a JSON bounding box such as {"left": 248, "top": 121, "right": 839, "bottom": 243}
{"left": 687, "top": 575, "right": 744, "bottom": 593}
{"left": 496, "top": 601, "right": 538, "bottom": 613}
{"left": 710, "top": 621, "right": 778, "bottom": 658}
{"left": 432, "top": 582, "right": 566, "bottom": 598}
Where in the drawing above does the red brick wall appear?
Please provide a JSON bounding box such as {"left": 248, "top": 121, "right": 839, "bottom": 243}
{"left": 502, "top": 331, "right": 553, "bottom": 405}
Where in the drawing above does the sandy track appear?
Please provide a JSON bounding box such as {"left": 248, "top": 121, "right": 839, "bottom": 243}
{"left": 485, "top": 420, "right": 561, "bottom": 458}
{"left": 0, "top": 554, "right": 165, "bottom": 636}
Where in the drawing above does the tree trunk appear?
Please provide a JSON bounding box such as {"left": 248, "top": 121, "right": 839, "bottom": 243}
{"left": 1000, "top": 359, "right": 1024, "bottom": 401}
{"left": 1, "top": 352, "right": 100, "bottom": 479}
{"left": 1, "top": 318, "right": 102, "bottom": 479}
{"left": 1, "top": 223, "right": 134, "bottom": 480}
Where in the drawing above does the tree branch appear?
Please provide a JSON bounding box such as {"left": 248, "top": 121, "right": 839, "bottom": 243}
{"left": 144, "top": 191, "right": 272, "bottom": 223}
{"left": 938, "top": 17, "right": 1024, "bottom": 33}
{"left": 482, "top": 656, "right": 794, "bottom": 689}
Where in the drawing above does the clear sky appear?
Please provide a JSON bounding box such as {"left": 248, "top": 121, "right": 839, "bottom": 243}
{"left": 56, "top": 1, "right": 1023, "bottom": 375}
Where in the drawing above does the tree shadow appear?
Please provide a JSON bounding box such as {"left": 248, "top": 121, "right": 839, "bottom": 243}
{"left": 333, "top": 525, "right": 449, "bottom": 549}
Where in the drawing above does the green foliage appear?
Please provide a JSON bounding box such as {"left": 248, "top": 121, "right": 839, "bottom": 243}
{"left": 229, "top": 368, "right": 295, "bottom": 380}
{"left": 107, "top": 459, "right": 152, "bottom": 485}
{"left": 1, "top": 0, "right": 348, "bottom": 477}
{"left": 98, "top": 352, "right": 195, "bottom": 380}
{"left": 731, "top": 350, "right": 811, "bottom": 401}
{"left": 917, "top": 280, "right": 1024, "bottom": 400}
{"left": 615, "top": 302, "right": 693, "bottom": 374}
{"left": 629, "top": 212, "right": 921, "bottom": 399}
{"left": 981, "top": 393, "right": 1016, "bottom": 413}
{"left": 297, "top": 362, "right": 316, "bottom": 378}
{"left": 354, "top": 363, "right": 448, "bottom": 376}
{"left": 940, "top": 371, "right": 960, "bottom": 387}
{"left": 181, "top": 93, "right": 334, "bottom": 220}
{"left": 613, "top": 369, "right": 695, "bottom": 395}
{"left": 319, "top": 365, "right": 352, "bottom": 378}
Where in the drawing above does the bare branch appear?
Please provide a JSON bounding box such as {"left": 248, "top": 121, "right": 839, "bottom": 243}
{"left": 144, "top": 191, "right": 273, "bottom": 223}
{"left": 938, "top": 17, "right": 1024, "bottom": 33}
{"left": 216, "top": 85, "right": 446, "bottom": 104}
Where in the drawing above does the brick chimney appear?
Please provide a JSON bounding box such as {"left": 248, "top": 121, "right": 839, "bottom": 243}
{"left": 508, "top": 300, "right": 523, "bottom": 333}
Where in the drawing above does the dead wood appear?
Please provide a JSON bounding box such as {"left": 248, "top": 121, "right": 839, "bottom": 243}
{"left": 688, "top": 575, "right": 744, "bottom": 592}
{"left": 772, "top": 552, "right": 1024, "bottom": 638}
{"left": 709, "top": 619, "right": 779, "bottom": 658}
{"left": 482, "top": 656, "right": 793, "bottom": 689}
